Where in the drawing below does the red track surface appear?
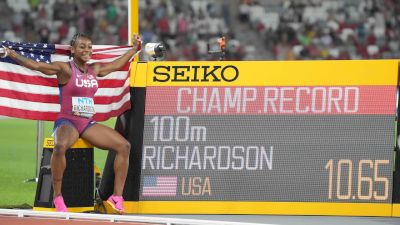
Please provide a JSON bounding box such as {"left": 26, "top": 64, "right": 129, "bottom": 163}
{"left": 0, "top": 215, "right": 161, "bottom": 225}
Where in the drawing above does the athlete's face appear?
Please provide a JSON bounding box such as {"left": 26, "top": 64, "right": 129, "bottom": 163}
{"left": 71, "top": 37, "right": 93, "bottom": 62}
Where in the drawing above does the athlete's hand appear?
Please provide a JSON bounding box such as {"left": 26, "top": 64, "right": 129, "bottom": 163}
{"left": 131, "top": 34, "right": 142, "bottom": 51}
{"left": 1, "top": 46, "right": 10, "bottom": 58}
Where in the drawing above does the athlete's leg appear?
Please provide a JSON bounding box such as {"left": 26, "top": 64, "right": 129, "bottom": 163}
{"left": 51, "top": 124, "right": 79, "bottom": 198}
{"left": 81, "top": 123, "right": 130, "bottom": 196}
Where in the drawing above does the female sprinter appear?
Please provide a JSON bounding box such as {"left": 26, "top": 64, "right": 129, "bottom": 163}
{"left": 1, "top": 33, "right": 142, "bottom": 214}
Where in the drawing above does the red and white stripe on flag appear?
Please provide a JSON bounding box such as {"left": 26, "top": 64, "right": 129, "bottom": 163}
{"left": 0, "top": 44, "right": 132, "bottom": 121}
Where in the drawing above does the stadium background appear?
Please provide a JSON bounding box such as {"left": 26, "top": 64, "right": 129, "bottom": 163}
{"left": 0, "top": 0, "right": 400, "bottom": 211}
{"left": 1, "top": 0, "right": 399, "bottom": 61}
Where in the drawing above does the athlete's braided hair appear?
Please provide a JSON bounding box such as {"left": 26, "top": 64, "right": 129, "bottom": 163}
{"left": 69, "top": 33, "right": 91, "bottom": 59}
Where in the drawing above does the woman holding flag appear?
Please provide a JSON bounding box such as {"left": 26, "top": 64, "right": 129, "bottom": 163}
{"left": 1, "top": 33, "right": 142, "bottom": 214}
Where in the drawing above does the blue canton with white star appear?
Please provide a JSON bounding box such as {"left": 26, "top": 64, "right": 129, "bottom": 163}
{"left": 0, "top": 40, "right": 56, "bottom": 64}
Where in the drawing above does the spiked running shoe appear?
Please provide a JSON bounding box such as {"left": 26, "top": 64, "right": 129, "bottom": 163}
{"left": 105, "top": 195, "right": 124, "bottom": 214}
{"left": 53, "top": 195, "right": 67, "bottom": 212}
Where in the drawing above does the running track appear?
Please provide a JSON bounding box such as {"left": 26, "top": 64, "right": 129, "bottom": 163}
{"left": 2, "top": 209, "right": 400, "bottom": 225}
{"left": 0, "top": 209, "right": 272, "bottom": 225}
{"left": 0, "top": 215, "right": 160, "bottom": 225}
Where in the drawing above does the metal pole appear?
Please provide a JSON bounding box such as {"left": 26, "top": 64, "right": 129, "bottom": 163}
{"left": 35, "top": 120, "right": 44, "bottom": 180}
{"left": 128, "top": 0, "right": 131, "bottom": 44}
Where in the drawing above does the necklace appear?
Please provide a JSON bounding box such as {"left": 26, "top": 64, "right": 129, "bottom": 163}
{"left": 73, "top": 60, "right": 87, "bottom": 74}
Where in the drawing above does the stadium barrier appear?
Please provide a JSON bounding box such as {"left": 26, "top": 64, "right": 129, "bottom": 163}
{"left": 33, "top": 138, "right": 94, "bottom": 213}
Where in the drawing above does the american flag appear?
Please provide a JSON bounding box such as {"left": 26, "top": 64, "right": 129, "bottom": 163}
{"left": 142, "top": 176, "right": 178, "bottom": 197}
{"left": 0, "top": 40, "right": 134, "bottom": 121}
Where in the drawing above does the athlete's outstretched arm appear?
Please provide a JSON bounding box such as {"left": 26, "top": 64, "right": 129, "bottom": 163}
{"left": 94, "top": 34, "right": 142, "bottom": 77}
{"left": 2, "top": 47, "right": 63, "bottom": 75}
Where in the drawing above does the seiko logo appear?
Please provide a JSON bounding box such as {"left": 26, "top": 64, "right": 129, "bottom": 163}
{"left": 153, "top": 65, "right": 239, "bottom": 82}
{"left": 75, "top": 78, "right": 98, "bottom": 88}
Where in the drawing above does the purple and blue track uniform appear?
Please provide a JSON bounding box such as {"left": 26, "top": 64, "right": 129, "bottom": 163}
{"left": 54, "top": 61, "right": 98, "bottom": 135}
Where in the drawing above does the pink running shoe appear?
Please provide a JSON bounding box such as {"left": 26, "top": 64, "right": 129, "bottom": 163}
{"left": 53, "top": 195, "right": 67, "bottom": 212}
{"left": 105, "top": 195, "right": 124, "bottom": 214}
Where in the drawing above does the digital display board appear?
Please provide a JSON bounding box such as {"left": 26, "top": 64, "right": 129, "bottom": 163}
{"left": 137, "top": 60, "right": 398, "bottom": 214}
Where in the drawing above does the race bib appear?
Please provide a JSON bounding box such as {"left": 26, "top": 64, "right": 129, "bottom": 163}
{"left": 72, "top": 97, "right": 95, "bottom": 118}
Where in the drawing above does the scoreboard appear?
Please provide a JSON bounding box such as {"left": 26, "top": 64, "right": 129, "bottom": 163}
{"left": 129, "top": 60, "right": 399, "bottom": 215}
{"left": 123, "top": 3, "right": 400, "bottom": 215}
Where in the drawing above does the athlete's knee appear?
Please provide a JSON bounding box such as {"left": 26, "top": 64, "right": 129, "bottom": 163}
{"left": 53, "top": 142, "right": 69, "bottom": 156}
{"left": 117, "top": 140, "right": 131, "bottom": 157}
{"left": 123, "top": 140, "right": 131, "bottom": 156}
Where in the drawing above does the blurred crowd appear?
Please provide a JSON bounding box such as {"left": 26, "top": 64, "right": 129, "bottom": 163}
{"left": 0, "top": 0, "right": 128, "bottom": 46}
{"left": 138, "top": 0, "right": 239, "bottom": 61}
{"left": 1, "top": 0, "right": 399, "bottom": 60}
{"left": 239, "top": 0, "right": 400, "bottom": 60}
